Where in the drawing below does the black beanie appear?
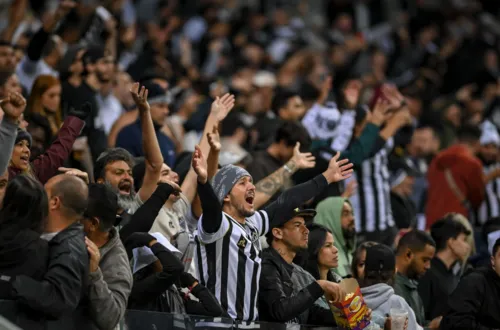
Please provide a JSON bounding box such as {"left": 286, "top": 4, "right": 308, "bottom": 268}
{"left": 15, "top": 128, "right": 32, "bottom": 147}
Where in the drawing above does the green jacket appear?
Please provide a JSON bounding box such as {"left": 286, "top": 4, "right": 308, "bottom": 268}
{"left": 394, "top": 273, "right": 426, "bottom": 326}
{"left": 311, "top": 123, "right": 380, "bottom": 166}
{"left": 314, "top": 197, "right": 356, "bottom": 278}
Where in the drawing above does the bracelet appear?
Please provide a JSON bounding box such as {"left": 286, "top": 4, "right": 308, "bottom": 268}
{"left": 284, "top": 164, "right": 293, "bottom": 174}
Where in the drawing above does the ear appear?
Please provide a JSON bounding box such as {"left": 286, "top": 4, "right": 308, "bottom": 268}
{"left": 96, "top": 178, "right": 104, "bottom": 184}
{"left": 272, "top": 227, "right": 283, "bottom": 241}
{"left": 492, "top": 256, "right": 495, "bottom": 268}
{"left": 49, "top": 196, "right": 60, "bottom": 211}
{"left": 90, "top": 217, "right": 100, "bottom": 231}
{"left": 405, "top": 248, "right": 413, "bottom": 260}
{"left": 223, "top": 195, "right": 230, "bottom": 204}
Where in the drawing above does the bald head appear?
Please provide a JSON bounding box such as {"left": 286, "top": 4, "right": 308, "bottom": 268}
{"left": 45, "top": 174, "right": 88, "bottom": 220}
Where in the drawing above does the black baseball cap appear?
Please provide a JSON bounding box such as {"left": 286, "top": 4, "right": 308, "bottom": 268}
{"left": 364, "top": 244, "right": 396, "bottom": 278}
{"left": 271, "top": 207, "right": 317, "bottom": 230}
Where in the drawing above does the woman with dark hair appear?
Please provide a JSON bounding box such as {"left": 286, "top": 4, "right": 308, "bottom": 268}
{"left": 295, "top": 223, "right": 343, "bottom": 283}
{"left": 351, "top": 241, "right": 379, "bottom": 280}
{"left": 292, "top": 223, "right": 343, "bottom": 310}
{"left": 0, "top": 175, "right": 49, "bottom": 279}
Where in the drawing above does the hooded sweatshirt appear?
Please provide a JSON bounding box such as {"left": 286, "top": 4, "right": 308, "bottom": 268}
{"left": 361, "top": 283, "right": 422, "bottom": 330}
{"left": 315, "top": 197, "right": 356, "bottom": 277}
{"left": 425, "top": 144, "right": 484, "bottom": 229}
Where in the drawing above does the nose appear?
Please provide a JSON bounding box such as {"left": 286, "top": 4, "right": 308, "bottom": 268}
{"left": 248, "top": 182, "right": 256, "bottom": 190}
{"left": 303, "top": 226, "right": 309, "bottom": 235}
{"left": 122, "top": 171, "right": 132, "bottom": 180}
{"left": 22, "top": 145, "right": 30, "bottom": 153}
{"left": 173, "top": 171, "right": 179, "bottom": 182}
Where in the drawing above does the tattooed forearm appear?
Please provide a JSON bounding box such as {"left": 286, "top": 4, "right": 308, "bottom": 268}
{"left": 255, "top": 160, "right": 297, "bottom": 197}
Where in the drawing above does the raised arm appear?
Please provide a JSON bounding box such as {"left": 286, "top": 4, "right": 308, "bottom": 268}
{"left": 254, "top": 142, "right": 316, "bottom": 208}
{"left": 192, "top": 145, "right": 223, "bottom": 233}
{"left": 129, "top": 83, "right": 164, "bottom": 203}
{"left": 32, "top": 104, "right": 87, "bottom": 184}
{"left": 0, "top": 92, "right": 24, "bottom": 174}
{"left": 264, "top": 152, "right": 353, "bottom": 224}
{"left": 191, "top": 125, "right": 222, "bottom": 217}
{"left": 120, "top": 182, "right": 180, "bottom": 241}
{"left": 339, "top": 97, "right": 392, "bottom": 165}
{"left": 25, "top": 1, "right": 75, "bottom": 62}
{"left": 184, "top": 94, "right": 234, "bottom": 216}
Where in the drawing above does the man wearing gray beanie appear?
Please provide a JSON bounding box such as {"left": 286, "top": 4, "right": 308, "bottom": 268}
{"left": 191, "top": 145, "right": 353, "bottom": 322}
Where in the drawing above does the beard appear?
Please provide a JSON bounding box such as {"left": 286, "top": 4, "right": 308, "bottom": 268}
{"left": 234, "top": 201, "right": 255, "bottom": 218}
{"left": 104, "top": 181, "right": 137, "bottom": 211}
{"left": 342, "top": 227, "right": 356, "bottom": 240}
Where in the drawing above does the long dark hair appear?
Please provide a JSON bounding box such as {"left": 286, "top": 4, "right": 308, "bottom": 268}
{"left": 0, "top": 175, "right": 48, "bottom": 233}
{"left": 294, "top": 223, "right": 337, "bottom": 282}
{"left": 351, "top": 241, "right": 379, "bottom": 280}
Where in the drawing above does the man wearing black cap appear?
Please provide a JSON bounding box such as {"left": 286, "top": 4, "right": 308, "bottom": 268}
{"left": 116, "top": 81, "right": 176, "bottom": 167}
{"left": 360, "top": 244, "right": 421, "bottom": 330}
{"left": 258, "top": 208, "right": 344, "bottom": 325}
{"left": 82, "top": 184, "right": 133, "bottom": 330}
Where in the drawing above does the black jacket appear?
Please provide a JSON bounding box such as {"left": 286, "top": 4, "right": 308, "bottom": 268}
{"left": 10, "top": 223, "right": 90, "bottom": 330}
{"left": 258, "top": 248, "right": 335, "bottom": 326}
{"left": 0, "top": 228, "right": 49, "bottom": 329}
{"left": 0, "top": 228, "right": 48, "bottom": 280}
{"left": 441, "top": 267, "right": 500, "bottom": 330}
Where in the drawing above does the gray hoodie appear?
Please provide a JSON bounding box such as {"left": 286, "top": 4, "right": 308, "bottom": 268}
{"left": 86, "top": 227, "right": 133, "bottom": 330}
{"left": 361, "top": 283, "right": 423, "bottom": 330}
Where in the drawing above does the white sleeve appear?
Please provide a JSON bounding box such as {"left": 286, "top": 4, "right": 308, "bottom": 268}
{"left": 251, "top": 210, "right": 270, "bottom": 237}
{"left": 197, "top": 213, "right": 230, "bottom": 244}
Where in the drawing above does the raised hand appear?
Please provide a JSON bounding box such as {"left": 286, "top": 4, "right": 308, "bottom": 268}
{"left": 0, "top": 92, "right": 26, "bottom": 122}
{"left": 341, "top": 180, "right": 358, "bottom": 198}
{"left": 192, "top": 145, "right": 208, "bottom": 184}
{"left": 381, "top": 84, "right": 405, "bottom": 110}
{"left": 58, "top": 167, "right": 90, "bottom": 184}
{"left": 85, "top": 237, "right": 101, "bottom": 273}
{"left": 369, "top": 97, "right": 392, "bottom": 126}
{"left": 343, "top": 80, "right": 362, "bottom": 109}
{"left": 323, "top": 152, "right": 354, "bottom": 184}
{"left": 67, "top": 102, "right": 92, "bottom": 121}
{"left": 291, "top": 142, "right": 316, "bottom": 170}
{"left": 130, "top": 82, "right": 150, "bottom": 113}
{"left": 210, "top": 93, "right": 235, "bottom": 122}
{"left": 207, "top": 125, "right": 221, "bottom": 152}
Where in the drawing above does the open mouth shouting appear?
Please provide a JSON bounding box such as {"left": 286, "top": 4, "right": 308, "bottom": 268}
{"left": 118, "top": 180, "right": 133, "bottom": 195}
{"left": 245, "top": 191, "right": 255, "bottom": 206}
{"left": 19, "top": 154, "right": 30, "bottom": 166}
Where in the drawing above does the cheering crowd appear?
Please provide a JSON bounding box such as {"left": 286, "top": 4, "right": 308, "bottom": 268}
{"left": 0, "top": 0, "right": 500, "bottom": 329}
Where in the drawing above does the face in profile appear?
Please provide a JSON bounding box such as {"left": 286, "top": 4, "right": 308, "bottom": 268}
{"left": 318, "top": 232, "right": 339, "bottom": 269}
{"left": 408, "top": 244, "right": 435, "bottom": 279}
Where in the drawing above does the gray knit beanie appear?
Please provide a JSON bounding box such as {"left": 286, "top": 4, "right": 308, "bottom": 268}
{"left": 211, "top": 164, "right": 252, "bottom": 204}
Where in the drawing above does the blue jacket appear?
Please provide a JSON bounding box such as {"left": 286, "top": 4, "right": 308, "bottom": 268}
{"left": 116, "top": 120, "right": 176, "bottom": 167}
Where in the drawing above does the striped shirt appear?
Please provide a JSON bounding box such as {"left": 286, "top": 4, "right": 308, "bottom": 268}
{"left": 195, "top": 211, "right": 269, "bottom": 321}
{"left": 471, "top": 163, "right": 500, "bottom": 226}
{"left": 349, "top": 137, "right": 395, "bottom": 233}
